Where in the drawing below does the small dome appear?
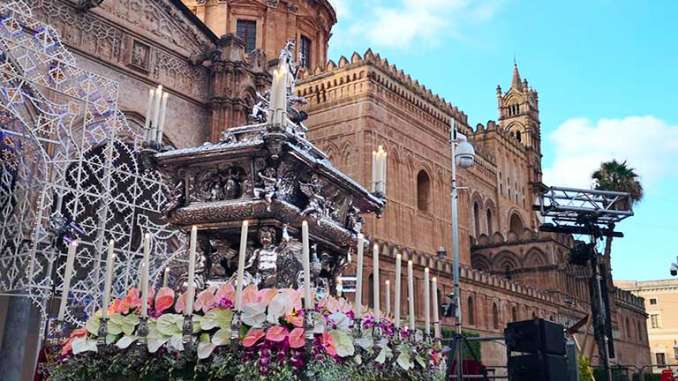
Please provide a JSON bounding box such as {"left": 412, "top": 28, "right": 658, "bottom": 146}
{"left": 455, "top": 133, "right": 475, "bottom": 168}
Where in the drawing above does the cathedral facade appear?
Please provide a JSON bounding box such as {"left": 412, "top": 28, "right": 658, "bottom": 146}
{"left": 15, "top": 0, "right": 650, "bottom": 371}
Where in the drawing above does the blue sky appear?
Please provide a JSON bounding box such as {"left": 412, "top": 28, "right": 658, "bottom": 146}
{"left": 328, "top": 0, "right": 678, "bottom": 281}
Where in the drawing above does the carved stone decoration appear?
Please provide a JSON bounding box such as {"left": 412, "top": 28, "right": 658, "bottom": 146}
{"left": 299, "top": 173, "right": 326, "bottom": 218}
{"left": 161, "top": 178, "right": 185, "bottom": 218}
{"left": 129, "top": 39, "right": 150, "bottom": 72}
{"left": 190, "top": 165, "right": 247, "bottom": 202}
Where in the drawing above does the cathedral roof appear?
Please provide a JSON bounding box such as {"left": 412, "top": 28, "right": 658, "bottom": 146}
{"left": 169, "top": 0, "right": 219, "bottom": 42}
{"left": 511, "top": 63, "right": 523, "bottom": 90}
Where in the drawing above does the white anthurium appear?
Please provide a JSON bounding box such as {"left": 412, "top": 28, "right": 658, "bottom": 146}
{"left": 329, "top": 330, "right": 355, "bottom": 357}
{"left": 396, "top": 344, "right": 414, "bottom": 370}
{"left": 329, "top": 311, "right": 351, "bottom": 331}
{"left": 267, "top": 292, "right": 291, "bottom": 324}
{"left": 355, "top": 335, "right": 374, "bottom": 350}
{"left": 375, "top": 346, "right": 393, "bottom": 365}
{"left": 197, "top": 333, "right": 216, "bottom": 360}
{"left": 242, "top": 302, "right": 267, "bottom": 328}
{"left": 71, "top": 337, "right": 98, "bottom": 355}
{"left": 115, "top": 335, "right": 137, "bottom": 349}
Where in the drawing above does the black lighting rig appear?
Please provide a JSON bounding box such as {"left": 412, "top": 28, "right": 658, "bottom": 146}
{"left": 534, "top": 184, "right": 634, "bottom": 380}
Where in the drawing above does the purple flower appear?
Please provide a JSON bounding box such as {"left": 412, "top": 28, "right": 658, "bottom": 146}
{"left": 218, "top": 297, "right": 234, "bottom": 309}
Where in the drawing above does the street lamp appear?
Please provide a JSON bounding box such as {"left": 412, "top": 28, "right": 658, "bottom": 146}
{"left": 449, "top": 118, "right": 475, "bottom": 380}
{"left": 670, "top": 256, "right": 678, "bottom": 276}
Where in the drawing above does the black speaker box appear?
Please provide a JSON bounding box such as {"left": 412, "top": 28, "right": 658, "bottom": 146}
{"left": 508, "top": 353, "right": 568, "bottom": 381}
{"left": 504, "top": 318, "right": 566, "bottom": 355}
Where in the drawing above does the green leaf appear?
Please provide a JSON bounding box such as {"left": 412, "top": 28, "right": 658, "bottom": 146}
{"left": 201, "top": 309, "right": 233, "bottom": 331}
{"left": 375, "top": 346, "right": 393, "bottom": 364}
{"left": 212, "top": 327, "right": 231, "bottom": 346}
{"left": 156, "top": 314, "right": 183, "bottom": 337}
{"left": 116, "top": 335, "right": 137, "bottom": 349}
{"left": 147, "top": 338, "right": 168, "bottom": 353}
{"left": 329, "top": 330, "right": 355, "bottom": 357}
{"left": 397, "top": 348, "right": 413, "bottom": 370}
{"left": 241, "top": 302, "right": 266, "bottom": 328}
{"left": 415, "top": 354, "right": 427, "bottom": 368}
{"left": 85, "top": 314, "right": 100, "bottom": 336}
{"left": 71, "top": 337, "right": 98, "bottom": 355}
{"left": 192, "top": 315, "right": 203, "bottom": 333}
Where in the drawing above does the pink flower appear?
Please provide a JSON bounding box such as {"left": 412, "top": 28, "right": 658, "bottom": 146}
{"left": 285, "top": 308, "right": 304, "bottom": 328}
{"left": 281, "top": 288, "right": 302, "bottom": 311}
{"left": 108, "top": 298, "right": 129, "bottom": 315}
{"left": 241, "top": 284, "right": 258, "bottom": 305}
{"left": 215, "top": 283, "right": 235, "bottom": 303}
{"left": 124, "top": 288, "right": 142, "bottom": 311}
{"left": 257, "top": 288, "right": 277, "bottom": 305}
{"left": 321, "top": 332, "right": 336, "bottom": 357}
{"left": 174, "top": 291, "right": 187, "bottom": 314}
{"left": 288, "top": 328, "right": 305, "bottom": 349}
{"left": 154, "top": 287, "right": 175, "bottom": 314}
{"left": 61, "top": 328, "right": 87, "bottom": 356}
{"left": 243, "top": 328, "right": 265, "bottom": 348}
{"left": 266, "top": 325, "right": 288, "bottom": 343}
{"left": 194, "top": 286, "right": 218, "bottom": 313}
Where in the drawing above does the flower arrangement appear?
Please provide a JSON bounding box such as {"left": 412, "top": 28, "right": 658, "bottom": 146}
{"left": 49, "top": 283, "right": 445, "bottom": 381}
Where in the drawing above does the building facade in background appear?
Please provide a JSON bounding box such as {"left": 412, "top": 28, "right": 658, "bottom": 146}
{"left": 0, "top": 0, "right": 651, "bottom": 376}
{"left": 617, "top": 279, "right": 678, "bottom": 371}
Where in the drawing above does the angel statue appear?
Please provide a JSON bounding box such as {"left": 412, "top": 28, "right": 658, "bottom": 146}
{"left": 254, "top": 167, "right": 280, "bottom": 210}
{"left": 245, "top": 225, "right": 304, "bottom": 289}
{"left": 299, "top": 174, "right": 326, "bottom": 218}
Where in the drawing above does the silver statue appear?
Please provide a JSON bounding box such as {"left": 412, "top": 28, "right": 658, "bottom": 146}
{"left": 299, "top": 174, "right": 326, "bottom": 218}
{"left": 254, "top": 167, "right": 280, "bottom": 209}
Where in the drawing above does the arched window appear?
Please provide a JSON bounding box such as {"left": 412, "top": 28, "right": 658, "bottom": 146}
{"left": 473, "top": 202, "right": 480, "bottom": 236}
{"left": 637, "top": 321, "right": 643, "bottom": 342}
{"left": 511, "top": 305, "right": 518, "bottom": 322}
{"left": 492, "top": 303, "right": 500, "bottom": 329}
{"left": 516, "top": 131, "right": 522, "bottom": 142}
{"left": 509, "top": 213, "right": 524, "bottom": 234}
{"left": 416, "top": 170, "right": 430, "bottom": 211}
{"left": 486, "top": 209, "right": 493, "bottom": 234}
{"left": 467, "top": 296, "right": 475, "bottom": 325}
{"left": 626, "top": 317, "right": 631, "bottom": 339}
{"left": 532, "top": 311, "right": 537, "bottom": 319}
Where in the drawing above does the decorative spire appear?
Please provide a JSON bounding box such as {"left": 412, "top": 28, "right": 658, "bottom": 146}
{"left": 511, "top": 61, "right": 522, "bottom": 90}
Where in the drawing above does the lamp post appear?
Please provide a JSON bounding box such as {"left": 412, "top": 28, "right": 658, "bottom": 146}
{"left": 449, "top": 119, "right": 475, "bottom": 380}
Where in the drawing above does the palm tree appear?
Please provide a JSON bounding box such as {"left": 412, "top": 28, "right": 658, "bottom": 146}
{"left": 591, "top": 160, "right": 643, "bottom": 258}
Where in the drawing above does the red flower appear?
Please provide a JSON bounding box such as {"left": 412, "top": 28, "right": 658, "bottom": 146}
{"left": 154, "top": 287, "right": 175, "bottom": 314}
{"left": 321, "top": 332, "right": 336, "bottom": 357}
{"left": 288, "top": 328, "right": 305, "bottom": 349}
{"left": 243, "top": 328, "right": 265, "bottom": 348}
{"left": 60, "top": 328, "right": 87, "bottom": 356}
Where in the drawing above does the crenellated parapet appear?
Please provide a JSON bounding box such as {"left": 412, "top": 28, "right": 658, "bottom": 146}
{"left": 297, "top": 48, "right": 469, "bottom": 133}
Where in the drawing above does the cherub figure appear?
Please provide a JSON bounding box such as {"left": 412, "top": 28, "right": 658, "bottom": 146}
{"left": 299, "top": 174, "right": 326, "bottom": 218}
{"left": 254, "top": 167, "right": 280, "bottom": 210}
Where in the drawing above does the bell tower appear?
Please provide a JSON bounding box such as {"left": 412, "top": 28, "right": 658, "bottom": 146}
{"left": 497, "top": 63, "right": 542, "bottom": 189}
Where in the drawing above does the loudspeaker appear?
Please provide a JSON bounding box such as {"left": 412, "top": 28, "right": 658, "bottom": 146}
{"left": 508, "top": 353, "right": 568, "bottom": 381}
{"left": 504, "top": 318, "right": 566, "bottom": 355}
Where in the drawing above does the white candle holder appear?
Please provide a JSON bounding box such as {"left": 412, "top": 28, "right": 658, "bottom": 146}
{"left": 303, "top": 308, "right": 315, "bottom": 358}
{"left": 182, "top": 315, "right": 194, "bottom": 347}
{"left": 135, "top": 316, "right": 149, "bottom": 346}
{"left": 230, "top": 310, "right": 242, "bottom": 342}
{"left": 96, "top": 317, "right": 109, "bottom": 347}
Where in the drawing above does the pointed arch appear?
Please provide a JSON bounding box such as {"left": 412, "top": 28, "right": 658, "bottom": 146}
{"left": 471, "top": 254, "right": 492, "bottom": 272}
{"left": 525, "top": 248, "right": 547, "bottom": 268}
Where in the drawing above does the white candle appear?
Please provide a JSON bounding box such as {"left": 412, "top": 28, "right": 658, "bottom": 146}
{"left": 432, "top": 277, "right": 440, "bottom": 339}
{"left": 102, "top": 240, "right": 115, "bottom": 319}
{"left": 186, "top": 226, "right": 198, "bottom": 315}
{"left": 144, "top": 89, "right": 154, "bottom": 138}
{"left": 137, "top": 262, "right": 144, "bottom": 290}
{"left": 234, "top": 221, "right": 248, "bottom": 311}
{"left": 380, "top": 147, "right": 387, "bottom": 194}
{"left": 141, "top": 233, "right": 151, "bottom": 318}
{"left": 424, "top": 267, "right": 430, "bottom": 336}
{"left": 394, "top": 253, "right": 402, "bottom": 328}
{"left": 302, "top": 221, "right": 313, "bottom": 310}
{"left": 152, "top": 85, "right": 163, "bottom": 129}
{"left": 371, "top": 148, "right": 378, "bottom": 192}
{"left": 157, "top": 92, "right": 168, "bottom": 143}
{"left": 57, "top": 241, "right": 78, "bottom": 321}
{"left": 385, "top": 280, "right": 391, "bottom": 317}
{"left": 407, "top": 260, "right": 415, "bottom": 331}
{"left": 372, "top": 243, "right": 380, "bottom": 319}
{"left": 336, "top": 277, "right": 343, "bottom": 298}
{"left": 162, "top": 267, "right": 170, "bottom": 288}
{"left": 354, "top": 234, "right": 364, "bottom": 319}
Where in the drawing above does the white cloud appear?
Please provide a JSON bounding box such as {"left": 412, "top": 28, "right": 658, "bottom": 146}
{"left": 332, "top": 0, "right": 503, "bottom": 49}
{"left": 543, "top": 116, "right": 678, "bottom": 190}
{"left": 328, "top": 0, "right": 350, "bottom": 19}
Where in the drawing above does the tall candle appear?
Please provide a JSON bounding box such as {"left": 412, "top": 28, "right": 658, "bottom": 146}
{"left": 432, "top": 277, "right": 440, "bottom": 339}
{"left": 302, "top": 221, "right": 313, "bottom": 310}
{"left": 144, "top": 89, "right": 155, "bottom": 137}
{"left": 186, "top": 226, "right": 198, "bottom": 315}
{"left": 371, "top": 148, "right": 378, "bottom": 192}
{"left": 372, "top": 243, "right": 380, "bottom": 319}
{"left": 152, "top": 85, "right": 163, "bottom": 129}
{"left": 394, "top": 253, "right": 402, "bottom": 328}
{"left": 102, "top": 240, "right": 115, "bottom": 319}
{"left": 162, "top": 267, "right": 170, "bottom": 288}
{"left": 354, "top": 234, "right": 365, "bottom": 319}
{"left": 137, "top": 262, "right": 144, "bottom": 290}
{"left": 385, "top": 280, "right": 391, "bottom": 317}
{"left": 157, "top": 92, "right": 168, "bottom": 143}
{"left": 407, "top": 260, "right": 415, "bottom": 331}
{"left": 57, "top": 241, "right": 78, "bottom": 321}
{"left": 141, "top": 233, "right": 151, "bottom": 318}
{"left": 336, "top": 277, "right": 343, "bottom": 298}
{"left": 380, "top": 147, "right": 387, "bottom": 194}
{"left": 234, "top": 221, "right": 249, "bottom": 311}
{"left": 424, "top": 267, "right": 430, "bottom": 336}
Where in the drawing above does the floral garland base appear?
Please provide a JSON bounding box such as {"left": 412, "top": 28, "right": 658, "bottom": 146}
{"left": 47, "top": 284, "right": 445, "bottom": 381}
